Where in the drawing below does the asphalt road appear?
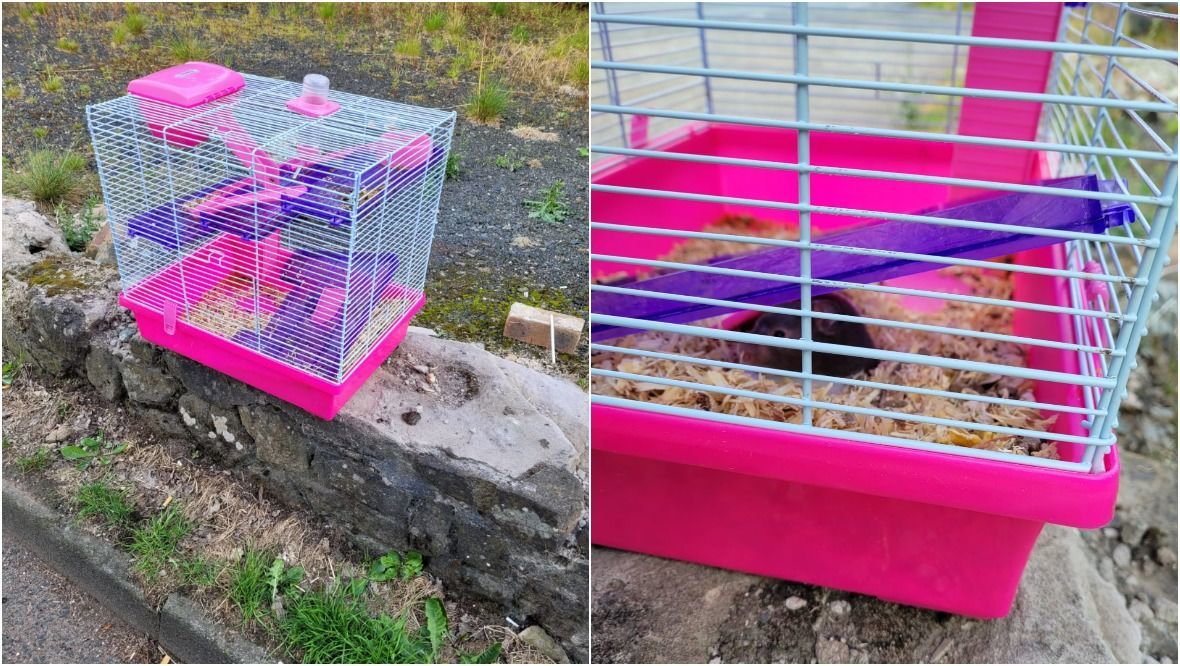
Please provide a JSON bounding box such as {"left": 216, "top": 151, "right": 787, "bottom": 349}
{"left": 2, "top": 535, "right": 158, "bottom": 664}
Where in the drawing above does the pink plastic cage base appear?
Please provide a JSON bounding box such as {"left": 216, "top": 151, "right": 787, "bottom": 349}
{"left": 590, "top": 124, "right": 1118, "bottom": 617}
{"left": 121, "top": 232, "right": 423, "bottom": 420}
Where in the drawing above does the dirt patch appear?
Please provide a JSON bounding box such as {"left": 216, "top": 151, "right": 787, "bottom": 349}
{"left": 511, "top": 126, "right": 561, "bottom": 142}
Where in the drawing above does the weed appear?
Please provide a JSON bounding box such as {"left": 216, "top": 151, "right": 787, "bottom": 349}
{"left": 524, "top": 181, "right": 570, "bottom": 223}
{"left": 2, "top": 351, "right": 26, "bottom": 388}
{"left": 493, "top": 152, "right": 524, "bottom": 172}
{"left": 429, "top": 35, "right": 447, "bottom": 53}
{"left": 11, "top": 149, "right": 88, "bottom": 206}
{"left": 489, "top": 2, "right": 509, "bottom": 18}
{"left": 510, "top": 25, "right": 530, "bottom": 43}
{"left": 60, "top": 432, "right": 127, "bottom": 470}
{"left": 170, "top": 35, "right": 210, "bottom": 63}
{"left": 178, "top": 557, "right": 223, "bottom": 588}
{"left": 445, "top": 147, "right": 462, "bottom": 180}
{"left": 578, "top": 146, "right": 590, "bottom": 158}
{"left": 424, "top": 11, "right": 446, "bottom": 32}
{"left": 572, "top": 59, "right": 589, "bottom": 86}
{"left": 366, "top": 550, "right": 423, "bottom": 582}
{"left": 56, "top": 400, "right": 73, "bottom": 419}
{"left": 14, "top": 447, "right": 53, "bottom": 474}
{"left": 56, "top": 36, "right": 80, "bottom": 53}
{"left": 42, "top": 75, "right": 64, "bottom": 94}
{"left": 445, "top": 11, "right": 466, "bottom": 38}
{"left": 316, "top": 2, "right": 338, "bottom": 22}
{"left": 467, "top": 76, "right": 509, "bottom": 123}
{"left": 394, "top": 39, "right": 422, "bottom": 59}
{"left": 4, "top": 83, "right": 22, "bottom": 100}
{"left": 111, "top": 24, "right": 130, "bottom": 46}
{"left": 75, "top": 480, "right": 135, "bottom": 529}
{"left": 32, "top": 127, "right": 49, "bottom": 140}
{"left": 18, "top": 7, "right": 34, "bottom": 23}
{"left": 229, "top": 547, "right": 275, "bottom": 624}
{"left": 279, "top": 580, "right": 447, "bottom": 663}
{"left": 123, "top": 12, "right": 147, "bottom": 36}
{"left": 78, "top": 83, "right": 91, "bottom": 97}
{"left": 55, "top": 195, "right": 102, "bottom": 251}
{"left": 32, "top": 2, "right": 48, "bottom": 15}
{"left": 128, "top": 504, "right": 191, "bottom": 581}
{"left": 401, "top": 550, "right": 423, "bottom": 579}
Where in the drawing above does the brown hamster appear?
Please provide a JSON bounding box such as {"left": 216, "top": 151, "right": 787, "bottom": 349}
{"left": 736, "top": 293, "right": 879, "bottom": 378}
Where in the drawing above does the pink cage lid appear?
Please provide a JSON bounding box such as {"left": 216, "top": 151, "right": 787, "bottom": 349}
{"left": 128, "top": 61, "right": 245, "bottom": 108}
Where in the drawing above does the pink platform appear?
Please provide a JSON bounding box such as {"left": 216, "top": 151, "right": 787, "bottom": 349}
{"left": 590, "top": 123, "right": 1118, "bottom": 617}
{"left": 121, "top": 232, "right": 423, "bottom": 420}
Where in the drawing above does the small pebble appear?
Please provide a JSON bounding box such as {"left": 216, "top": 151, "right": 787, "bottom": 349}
{"left": 1156, "top": 546, "right": 1177, "bottom": 568}
{"left": 1113, "top": 543, "right": 1133, "bottom": 568}
{"left": 1103, "top": 527, "right": 1119, "bottom": 539}
{"left": 1120, "top": 520, "right": 1149, "bottom": 547}
{"left": 829, "top": 600, "right": 851, "bottom": 617}
{"left": 401, "top": 410, "right": 422, "bottom": 426}
{"left": 1129, "top": 599, "right": 1154, "bottom": 621}
{"left": 412, "top": 364, "right": 430, "bottom": 375}
{"left": 1099, "top": 557, "right": 1116, "bottom": 582}
{"left": 1153, "top": 598, "right": 1177, "bottom": 624}
{"left": 785, "top": 596, "right": 807, "bottom": 611}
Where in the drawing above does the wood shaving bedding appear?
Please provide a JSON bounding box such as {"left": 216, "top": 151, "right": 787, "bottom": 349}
{"left": 186, "top": 272, "right": 287, "bottom": 339}
{"left": 591, "top": 216, "right": 1060, "bottom": 458}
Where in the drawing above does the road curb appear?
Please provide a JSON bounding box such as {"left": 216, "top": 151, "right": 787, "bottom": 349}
{"left": 2, "top": 482, "right": 272, "bottom": 664}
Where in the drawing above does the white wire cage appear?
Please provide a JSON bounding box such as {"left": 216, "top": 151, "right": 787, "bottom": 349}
{"left": 88, "top": 65, "right": 455, "bottom": 414}
{"left": 589, "top": 2, "right": 1178, "bottom": 474}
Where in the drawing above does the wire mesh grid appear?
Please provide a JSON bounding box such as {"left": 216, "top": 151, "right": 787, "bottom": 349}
{"left": 589, "top": 2, "right": 1178, "bottom": 473}
{"left": 88, "top": 73, "right": 455, "bottom": 384}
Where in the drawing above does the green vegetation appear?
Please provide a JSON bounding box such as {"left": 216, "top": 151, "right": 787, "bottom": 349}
{"left": 445, "top": 146, "right": 462, "bottom": 180}
{"left": 21, "top": 256, "right": 89, "bottom": 296}
{"left": 493, "top": 152, "right": 524, "bottom": 172}
{"left": 9, "top": 149, "right": 88, "bottom": 206}
{"left": 488, "top": 2, "right": 510, "bottom": 18}
{"left": 14, "top": 447, "right": 53, "bottom": 474}
{"left": 56, "top": 195, "right": 102, "bottom": 251}
{"left": 279, "top": 581, "right": 447, "bottom": 663}
{"left": 41, "top": 74, "right": 64, "bottom": 94}
{"left": 128, "top": 503, "right": 191, "bottom": 581}
{"left": 32, "top": 127, "right": 49, "bottom": 140}
{"left": 467, "top": 78, "right": 509, "bottom": 123}
{"left": 75, "top": 480, "right": 136, "bottom": 529}
{"left": 56, "top": 36, "right": 80, "bottom": 53}
{"left": 122, "top": 11, "right": 147, "bottom": 36}
{"left": 424, "top": 11, "right": 446, "bottom": 32}
{"left": 60, "top": 432, "right": 128, "bottom": 470}
{"left": 3, "top": 350, "right": 26, "bottom": 389}
{"left": 578, "top": 146, "right": 590, "bottom": 158}
{"left": 228, "top": 548, "right": 302, "bottom": 625}
{"left": 460, "top": 643, "right": 504, "bottom": 664}
{"left": 170, "top": 35, "right": 210, "bottom": 63}
{"left": 32, "top": 2, "right": 49, "bottom": 15}
{"left": 394, "top": 39, "right": 422, "bottom": 59}
{"left": 367, "top": 549, "right": 423, "bottom": 582}
{"left": 111, "top": 23, "right": 130, "bottom": 46}
{"left": 315, "top": 2, "right": 338, "bottom": 22}
{"left": 4, "top": 83, "right": 22, "bottom": 100}
{"left": 524, "top": 180, "right": 570, "bottom": 223}
{"left": 510, "top": 25, "right": 530, "bottom": 43}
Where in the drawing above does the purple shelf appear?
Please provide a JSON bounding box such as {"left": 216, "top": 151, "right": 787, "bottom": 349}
{"left": 591, "top": 175, "right": 1133, "bottom": 341}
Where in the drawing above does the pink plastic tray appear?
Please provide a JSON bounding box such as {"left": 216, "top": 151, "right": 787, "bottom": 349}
{"left": 121, "top": 232, "right": 422, "bottom": 419}
{"left": 590, "top": 124, "right": 1118, "bottom": 617}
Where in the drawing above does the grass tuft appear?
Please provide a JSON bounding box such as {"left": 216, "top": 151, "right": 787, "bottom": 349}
{"left": 315, "top": 2, "right": 338, "bottom": 22}
{"left": 445, "top": 145, "right": 462, "bottom": 180}
{"left": 122, "top": 12, "right": 147, "bottom": 36}
{"left": 466, "top": 79, "right": 509, "bottom": 123}
{"left": 41, "top": 74, "right": 64, "bottom": 94}
{"left": 488, "top": 2, "right": 510, "bottom": 18}
{"left": 524, "top": 181, "right": 570, "bottom": 223}
{"left": 169, "top": 35, "right": 210, "bottom": 63}
{"left": 228, "top": 547, "right": 278, "bottom": 624}
{"left": 75, "top": 480, "right": 136, "bottom": 529}
{"left": 3, "top": 351, "right": 26, "bottom": 389}
{"left": 4, "top": 83, "right": 23, "bottom": 100}
{"left": 56, "top": 36, "right": 80, "bottom": 53}
{"left": 14, "top": 447, "right": 53, "bottom": 474}
{"left": 279, "top": 579, "right": 446, "bottom": 663}
{"left": 424, "top": 11, "right": 446, "bottom": 32}
{"left": 394, "top": 39, "right": 422, "bottom": 59}
{"left": 111, "top": 23, "right": 130, "bottom": 46}
{"left": 10, "top": 149, "right": 88, "bottom": 206}
{"left": 128, "top": 504, "right": 192, "bottom": 582}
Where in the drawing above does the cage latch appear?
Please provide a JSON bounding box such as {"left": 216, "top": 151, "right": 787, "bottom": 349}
{"left": 163, "top": 301, "right": 178, "bottom": 336}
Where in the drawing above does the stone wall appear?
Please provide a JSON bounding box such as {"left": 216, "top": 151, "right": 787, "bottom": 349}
{"left": 2, "top": 205, "right": 588, "bottom": 659}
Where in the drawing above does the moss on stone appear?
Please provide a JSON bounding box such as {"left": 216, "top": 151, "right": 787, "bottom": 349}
{"left": 21, "top": 256, "right": 89, "bottom": 296}
{"left": 416, "top": 269, "right": 585, "bottom": 377}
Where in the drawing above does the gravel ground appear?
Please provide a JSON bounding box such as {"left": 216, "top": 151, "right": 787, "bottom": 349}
{"left": 1, "top": 536, "right": 158, "bottom": 664}
{"left": 1, "top": 3, "right": 589, "bottom": 376}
